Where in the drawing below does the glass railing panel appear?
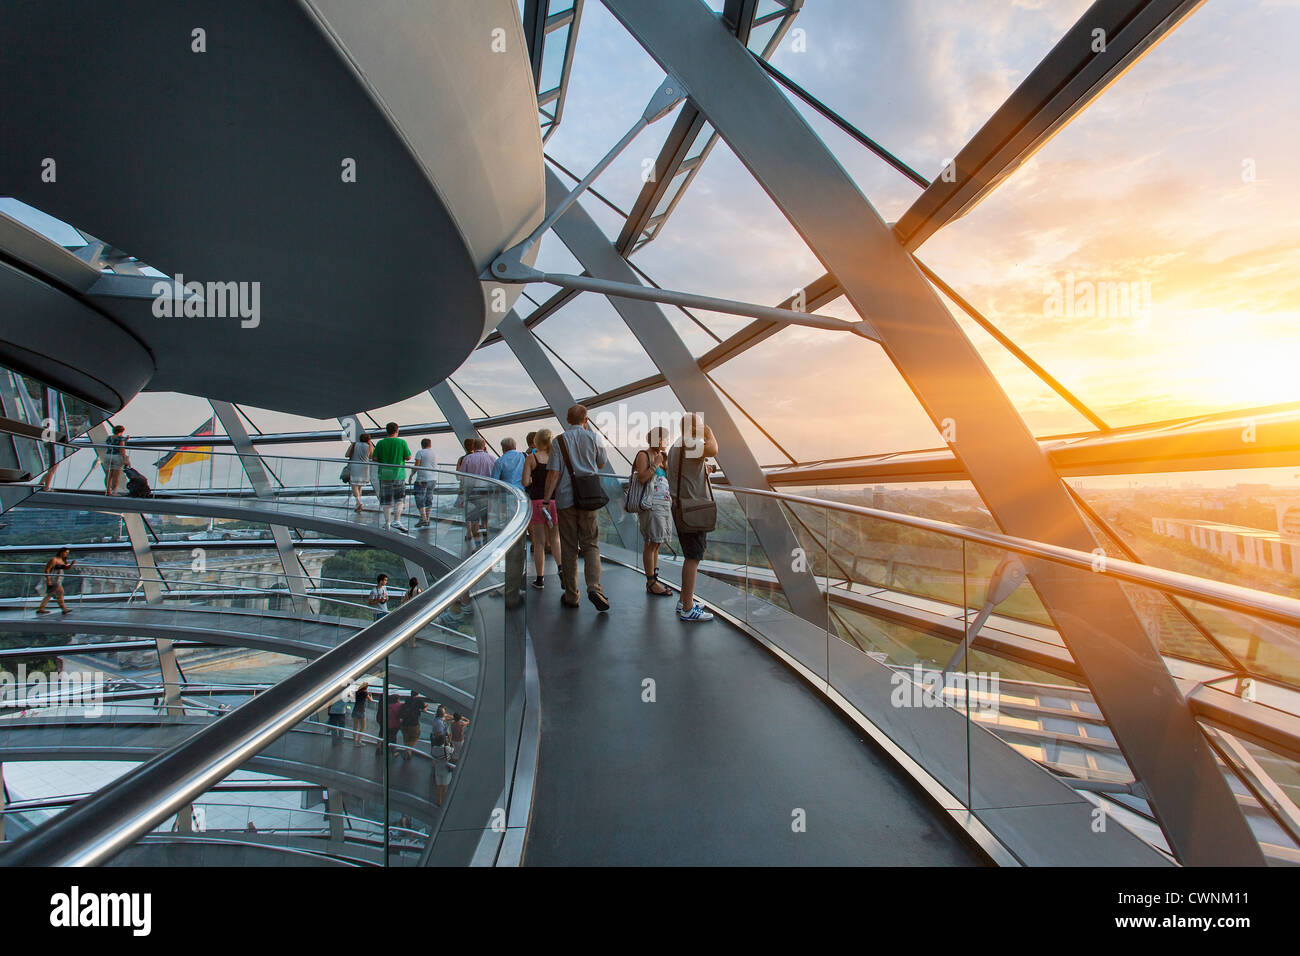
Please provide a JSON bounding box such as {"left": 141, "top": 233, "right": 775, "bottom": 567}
{"left": 1199, "top": 718, "right": 1300, "bottom": 865}
{"left": 826, "top": 511, "right": 972, "bottom": 809}
{"left": 958, "top": 544, "right": 1124, "bottom": 822}
{"left": 1170, "top": 599, "right": 1300, "bottom": 689}
{"left": 5, "top": 447, "right": 528, "bottom": 865}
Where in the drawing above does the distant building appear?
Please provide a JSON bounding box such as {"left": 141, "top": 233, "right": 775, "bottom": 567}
{"left": 1152, "top": 509, "right": 1300, "bottom": 575}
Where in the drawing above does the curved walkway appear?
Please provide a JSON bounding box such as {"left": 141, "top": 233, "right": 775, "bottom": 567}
{"left": 522, "top": 561, "right": 984, "bottom": 866}
{"left": 11, "top": 489, "right": 991, "bottom": 865}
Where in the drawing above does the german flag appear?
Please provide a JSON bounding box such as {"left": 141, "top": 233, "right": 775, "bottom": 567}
{"left": 154, "top": 416, "right": 215, "bottom": 485}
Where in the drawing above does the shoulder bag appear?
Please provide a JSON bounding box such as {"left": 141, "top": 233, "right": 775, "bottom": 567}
{"left": 556, "top": 433, "right": 608, "bottom": 511}
{"left": 672, "top": 447, "right": 717, "bottom": 533}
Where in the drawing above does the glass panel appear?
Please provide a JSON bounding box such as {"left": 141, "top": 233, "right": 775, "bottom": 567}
{"left": 4, "top": 444, "right": 530, "bottom": 865}
{"left": 539, "top": 22, "right": 570, "bottom": 95}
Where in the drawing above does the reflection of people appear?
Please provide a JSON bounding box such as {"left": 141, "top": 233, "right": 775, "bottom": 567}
{"left": 36, "top": 547, "right": 75, "bottom": 615}
{"left": 401, "top": 578, "right": 421, "bottom": 605}
{"left": 327, "top": 694, "right": 348, "bottom": 743}
{"left": 367, "top": 574, "right": 390, "bottom": 620}
{"left": 103, "top": 424, "right": 128, "bottom": 495}
{"left": 449, "top": 712, "right": 469, "bottom": 758}
{"left": 399, "top": 695, "right": 426, "bottom": 759}
{"left": 430, "top": 733, "right": 454, "bottom": 806}
{"left": 351, "top": 681, "right": 370, "bottom": 747}
{"left": 429, "top": 704, "right": 449, "bottom": 743}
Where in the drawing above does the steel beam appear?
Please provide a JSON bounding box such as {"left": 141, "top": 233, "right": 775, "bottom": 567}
{"left": 544, "top": 169, "right": 829, "bottom": 630}
{"left": 895, "top": 0, "right": 1204, "bottom": 251}
{"left": 760, "top": 404, "right": 1300, "bottom": 487}
{"left": 429, "top": 382, "right": 478, "bottom": 448}
{"left": 601, "top": 0, "right": 1260, "bottom": 865}
{"left": 210, "top": 401, "right": 311, "bottom": 614}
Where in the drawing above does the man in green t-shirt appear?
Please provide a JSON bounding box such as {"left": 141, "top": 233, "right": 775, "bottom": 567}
{"left": 371, "top": 422, "right": 412, "bottom": 532}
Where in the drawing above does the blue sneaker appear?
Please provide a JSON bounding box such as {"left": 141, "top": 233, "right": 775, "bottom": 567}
{"left": 678, "top": 603, "right": 714, "bottom": 623}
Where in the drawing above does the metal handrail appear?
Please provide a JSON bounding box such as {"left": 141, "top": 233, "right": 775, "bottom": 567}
{"left": 0, "top": 567, "right": 376, "bottom": 615}
{"left": 0, "top": 559, "right": 390, "bottom": 591}
{"left": 45, "top": 439, "right": 484, "bottom": 476}
{"left": 0, "top": 472, "right": 530, "bottom": 867}
{"left": 722, "top": 485, "right": 1300, "bottom": 630}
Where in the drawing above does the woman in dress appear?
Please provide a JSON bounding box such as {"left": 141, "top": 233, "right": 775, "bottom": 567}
{"left": 345, "top": 432, "right": 373, "bottom": 512}
{"left": 351, "top": 681, "right": 370, "bottom": 747}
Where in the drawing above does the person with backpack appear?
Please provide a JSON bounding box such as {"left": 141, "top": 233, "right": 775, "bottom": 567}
{"left": 543, "top": 405, "right": 610, "bottom": 612}
{"left": 668, "top": 413, "right": 718, "bottom": 623}
{"left": 628, "top": 426, "right": 673, "bottom": 597}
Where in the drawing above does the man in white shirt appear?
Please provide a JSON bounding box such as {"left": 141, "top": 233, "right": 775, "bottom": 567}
{"left": 412, "top": 438, "right": 438, "bottom": 528}
{"left": 367, "top": 573, "right": 390, "bottom": 620}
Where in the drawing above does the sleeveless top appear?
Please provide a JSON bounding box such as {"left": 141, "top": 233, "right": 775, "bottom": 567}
{"left": 526, "top": 453, "right": 549, "bottom": 501}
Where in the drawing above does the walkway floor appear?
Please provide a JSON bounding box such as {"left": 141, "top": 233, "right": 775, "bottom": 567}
{"left": 523, "top": 559, "right": 984, "bottom": 866}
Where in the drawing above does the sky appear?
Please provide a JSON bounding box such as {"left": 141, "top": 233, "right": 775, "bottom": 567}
{"left": 22, "top": 0, "right": 1300, "bottom": 484}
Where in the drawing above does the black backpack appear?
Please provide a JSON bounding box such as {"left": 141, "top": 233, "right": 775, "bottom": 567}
{"left": 125, "top": 467, "right": 152, "bottom": 498}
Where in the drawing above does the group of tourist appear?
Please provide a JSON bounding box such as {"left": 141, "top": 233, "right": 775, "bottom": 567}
{"left": 344, "top": 422, "right": 437, "bottom": 532}
{"left": 324, "top": 681, "right": 469, "bottom": 807}
{"left": 343, "top": 406, "right": 719, "bottom": 623}
{"left": 529, "top": 404, "right": 718, "bottom": 623}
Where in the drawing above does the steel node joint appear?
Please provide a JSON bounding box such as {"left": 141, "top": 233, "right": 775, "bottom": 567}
{"left": 486, "top": 247, "right": 541, "bottom": 284}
